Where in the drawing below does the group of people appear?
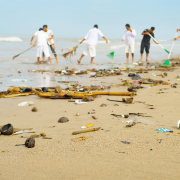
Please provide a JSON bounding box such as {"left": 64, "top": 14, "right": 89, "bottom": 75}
{"left": 30, "top": 24, "right": 180, "bottom": 65}
{"left": 30, "top": 25, "right": 58, "bottom": 65}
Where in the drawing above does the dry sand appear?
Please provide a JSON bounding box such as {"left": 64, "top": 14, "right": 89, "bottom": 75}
{"left": 1, "top": 64, "right": 180, "bottom": 180}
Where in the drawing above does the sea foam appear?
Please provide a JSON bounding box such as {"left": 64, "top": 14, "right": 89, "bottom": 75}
{"left": 0, "top": 37, "right": 23, "bottom": 42}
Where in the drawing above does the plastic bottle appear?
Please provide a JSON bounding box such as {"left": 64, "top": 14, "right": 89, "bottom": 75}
{"left": 177, "top": 120, "right": 180, "bottom": 129}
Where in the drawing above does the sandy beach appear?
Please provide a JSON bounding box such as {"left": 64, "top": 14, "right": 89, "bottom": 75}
{"left": 0, "top": 60, "right": 180, "bottom": 180}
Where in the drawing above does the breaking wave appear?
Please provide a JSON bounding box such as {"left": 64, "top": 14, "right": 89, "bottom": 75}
{"left": 0, "top": 37, "right": 23, "bottom": 42}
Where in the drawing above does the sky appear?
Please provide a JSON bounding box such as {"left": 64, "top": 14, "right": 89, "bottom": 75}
{"left": 0, "top": 0, "right": 180, "bottom": 40}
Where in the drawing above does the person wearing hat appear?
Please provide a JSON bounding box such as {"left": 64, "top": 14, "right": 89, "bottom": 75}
{"left": 78, "top": 24, "right": 108, "bottom": 64}
{"left": 139, "top": 27, "right": 158, "bottom": 62}
{"left": 122, "top": 24, "right": 136, "bottom": 63}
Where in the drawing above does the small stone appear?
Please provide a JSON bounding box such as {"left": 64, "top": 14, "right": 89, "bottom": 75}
{"left": 40, "top": 133, "right": 46, "bottom": 137}
{"left": 25, "top": 137, "right": 35, "bottom": 148}
{"left": 32, "top": 107, "right": 38, "bottom": 112}
{"left": 58, "top": 117, "right": 69, "bottom": 123}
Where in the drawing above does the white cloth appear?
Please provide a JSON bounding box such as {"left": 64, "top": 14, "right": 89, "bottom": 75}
{"left": 123, "top": 29, "right": 136, "bottom": 45}
{"left": 37, "top": 45, "right": 50, "bottom": 57}
{"left": 45, "top": 29, "right": 54, "bottom": 45}
{"left": 84, "top": 28, "right": 104, "bottom": 46}
{"left": 125, "top": 44, "right": 135, "bottom": 53}
{"left": 34, "top": 31, "right": 49, "bottom": 46}
{"left": 83, "top": 45, "right": 96, "bottom": 57}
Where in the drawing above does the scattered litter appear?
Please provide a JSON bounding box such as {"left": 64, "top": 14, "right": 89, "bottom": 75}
{"left": 75, "top": 100, "right": 87, "bottom": 104}
{"left": 13, "top": 130, "right": 36, "bottom": 135}
{"left": 156, "top": 128, "right": 173, "bottom": 133}
{"left": 12, "top": 79, "right": 27, "bottom": 82}
{"left": 177, "top": 120, "right": 180, "bottom": 129}
{"left": 72, "top": 127, "right": 101, "bottom": 135}
{"left": 81, "top": 123, "right": 94, "bottom": 129}
{"left": 18, "top": 101, "right": 34, "bottom": 106}
{"left": 2, "top": 150, "right": 8, "bottom": 152}
{"left": 72, "top": 136, "right": 88, "bottom": 142}
{"left": 8, "top": 115, "right": 16, "bottom": 117}
{"left": 157, "top": 139, "right": 162, "bottom": 143}
{"left": 126, "top": 122, "right": 136, "bottom": 127}
{"left": 76, "top": 113, "right": 80, "bottom": 116}
{"left": 121, "top": 141, "right": 130, "bottom": 144}
{"left": 91, "top": 116, "right": 98, "bottom": 120}
{"left": 100, "top": 103, "right": 107, "bottom": 107}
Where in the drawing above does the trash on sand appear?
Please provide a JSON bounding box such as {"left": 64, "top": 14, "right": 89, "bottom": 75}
{"left": 76, "top": 113, "right": 80, "bottom": 116}
{"left": 156, "top": 128, "right": 173, "bottom": 133}
{"left": 25, "top": 137, "right": 35, "bottom": 148}
{"left": 81, "top": 123, "right": 94, "bottom": 129}
{"left": 18, "top": 101, "right": 34, "bottom": 106}
{"left": 72, "top": 136, "right": 88, "bottom": 142}
{"left": 12, "top": 79, "right": 27, "bottom": 82}
{"left": 42, "top": 137, "right": 52, "bottom": 139}
{"left": 32, "top": 107, "right": 38, "bottom": 112}
{"left": 177, "top": 120, "right": 180, "bottom": 129}
{"left": 1, "top": 124, "right": 13, "bottom": 135}
{"left": 122, "top": 97, "right": 134, "bottom": 104}
{"left": 92, "top": 116, "right": 98, "bottom": 120}
{"left": 126, "top": 122, "right": 136, "bottom": 127}
{"left": 121, "top": 141, "right": 130, "bottom": 144}
{"left": 100, "top": 103, "right": 107, "bottom": 107}
{"left": 13, "top": 130, "right": 36, "bottom": 135}
{"left": 75, "top": 100, "right": 88, "bottom": 104}
{"left": 58, "top": 117, "right": 69, "bottom": 123}
{"left": 72, "top": 127, "right": 101, "bottom": 135}
{"left": 83, "top": 95, "right": 95, "bottom": 101}
{"left": 157, "top": 139, "right": 162, "bottom": 143}
{"left": 2, "top": 150, "right": 9, "bottom": 152}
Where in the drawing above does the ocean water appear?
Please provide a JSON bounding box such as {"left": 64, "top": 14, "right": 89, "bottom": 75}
{"left": 0, "top": 35, "right": 180, "bottom": 91}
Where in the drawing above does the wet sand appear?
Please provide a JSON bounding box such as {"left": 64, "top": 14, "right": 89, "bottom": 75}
{"left": 0, "top": 62, "right": 180, "bottom": 180}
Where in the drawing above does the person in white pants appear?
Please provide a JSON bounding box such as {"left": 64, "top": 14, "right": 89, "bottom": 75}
{"left": 30, "top": 28, "right": 55, "bottom": 65}
{"left": 78, "top": 24, "right": 108, "bottom": 64}
{"left": 122, "top": 24, "right": 136, "bottom": 63}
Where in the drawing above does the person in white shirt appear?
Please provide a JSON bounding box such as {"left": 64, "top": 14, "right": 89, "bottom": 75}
{"left": 122, "top": 24, "right": 136, "bottom": 63}
{"left": 42, "top": 25, "right": 58, "bottom": 64}
{"left": 30, "top": 28, "right": 55, "bottom": 65}
{"left": 78, "top": 24, "right": 108, "bottom": 64}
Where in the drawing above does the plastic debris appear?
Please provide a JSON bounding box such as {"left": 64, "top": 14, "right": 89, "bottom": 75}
{"left": 156, "top": 128, "right": 173, "bottom": 133}
{"left": 18, "top": 101, "right": 34, "bottom": 106}
{"left": 13, "top": 130, "right": 36, "bottom": 135}
{"left": 75, "top": 100, "right": 88, "bottom": 104}
{"left": 81, "top": 123, "right": 94, "bottom": 129}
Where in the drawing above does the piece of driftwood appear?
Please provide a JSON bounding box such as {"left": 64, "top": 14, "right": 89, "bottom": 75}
{"left": 72, "top": 127, "right": 101, "bottom": 135}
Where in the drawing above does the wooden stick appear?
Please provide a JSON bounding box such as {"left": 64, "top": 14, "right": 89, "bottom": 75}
{"left": 72, "top": 127, "right": 101, "bottom": 135}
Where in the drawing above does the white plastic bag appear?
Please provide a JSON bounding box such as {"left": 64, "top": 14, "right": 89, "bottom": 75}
{"left": 18, "top": 101, "right": 34, "bottom": 106}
